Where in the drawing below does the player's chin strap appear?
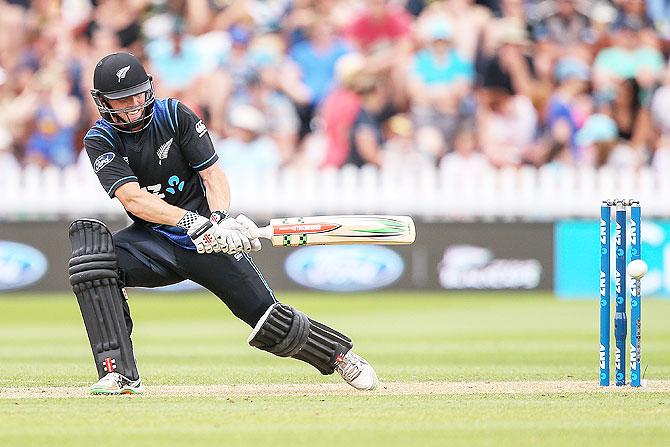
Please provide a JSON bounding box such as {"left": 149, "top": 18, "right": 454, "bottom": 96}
{"left": 248, "top": 303, "right": 353, "bottom": 375}
{"left": 68, "top": 219, "right": 139, "bottom": 380}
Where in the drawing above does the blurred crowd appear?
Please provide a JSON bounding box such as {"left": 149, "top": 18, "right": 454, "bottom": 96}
{"left": 1, "top": 0, "right": 670, "bottom": 176}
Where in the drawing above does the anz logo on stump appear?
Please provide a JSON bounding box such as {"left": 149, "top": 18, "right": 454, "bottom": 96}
{"left": 284, "top": 246, "right": 404, "bottom": 292}
{"left": 0, "top": 241, "right": 48, "bottom": 291}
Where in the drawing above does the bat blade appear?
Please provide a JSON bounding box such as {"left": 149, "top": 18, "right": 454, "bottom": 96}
{"left": 258, "top": 215, "right": 416, "bottom": 247}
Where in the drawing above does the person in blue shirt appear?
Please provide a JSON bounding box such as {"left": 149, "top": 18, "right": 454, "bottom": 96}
{"left": 408, "top": 20, "right": 474, "bottom": 145}
{"left": 289, "top": 18, "right": 351, "bottom": 140}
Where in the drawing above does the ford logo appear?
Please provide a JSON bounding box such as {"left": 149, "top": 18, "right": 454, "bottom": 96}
{"left": 285, "top": 246, "right": 404, "bottom": 292}
{"left": 94, "top": 152, "right": 115, "bottom": 172}
{"left": 0, "top": 241, "right": 48, "bottom": 291}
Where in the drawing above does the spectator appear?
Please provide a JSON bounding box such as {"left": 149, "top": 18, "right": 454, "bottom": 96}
{"left": 479, "top": 17, "right": 536, "bottom": 98}
{"left": 217, "top": 104, "right": 281, "bottom": 173}
{"left": 435, "top": 0, "right": 492, "bottom": 61}
{"left": 230, "top": 0, "right": 290, "bottom": 33}
{"left": 593, "top": 18, "right": 664, "bottom": 97}
{"left": 384, "top": 113, "right": 435, "bottom": 171}
{"left": 608, "top": 78, "right": 654, "bottom": 150}
{"left": 574, "top": 113, "right": 628, "bottom": 168}
{"left": 611, "top": 0, "right": 652, "bottom": 34}
{"left": 408, "top": 19, "right": 474, "bottom": 145}
{"left": 249, "top": 31, "right": 313, "bottom": 132}
{"left": 229, "top": 69, "right": 300, "bottom": 163}
{"left": 318, "top": 53, "right": 365, "bottom": 169}
{"left": 88, "top": 0, "right": 146, "bottom": 49}
{"left": 24, "top": 66, "right": 80, "bottom": 168}
{"left": 218, "top": 25, "right": 257, "bottom": 95}
{"left": 477, "top": 89, "right": 538, "bottom": 168}
{"left": 344, "top": 0, "right": 413, "bottom": 109}
{"left": 288, "top": 15, "right": 351, "bottom": 140}
{"left": 145, "top": 20, "right": 206, "bottom": 95}
{"left": 588, "top": 1, "right": 619, "bottom": 50}
{"left": 543, "top": 57, "right": 592, "bottom": 162}
{"left": 440, "top": 123, "right": 491, "bottom": 176}
{"left": 347, "top": 74, "right": 387, "bottom": 167}
{"left": 533, "top": 0, "right": 594, "bottom": 48}
{"left": 344, "top": 0, "right": 412, "bottom": 54}
{"left": 646, "top": 0, "right": 670, "bottom": 44}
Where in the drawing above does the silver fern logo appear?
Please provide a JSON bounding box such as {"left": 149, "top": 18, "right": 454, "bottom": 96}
{"left": 116, "top": 65, "right": 130, "bottom": 83}
{"left": 157, "top": 138, "right": 173, "bottom": 165}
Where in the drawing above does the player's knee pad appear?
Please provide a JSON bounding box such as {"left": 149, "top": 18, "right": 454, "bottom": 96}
{"left": 69, "top": 219, "right": 138, "bottom": 380}
{"left": 248, "top": 303, "right": 353, "bottom": 375}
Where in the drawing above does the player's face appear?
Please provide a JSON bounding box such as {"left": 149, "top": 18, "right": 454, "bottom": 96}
{"left": 106, "top": 93, "right": 146, "bottom": 124}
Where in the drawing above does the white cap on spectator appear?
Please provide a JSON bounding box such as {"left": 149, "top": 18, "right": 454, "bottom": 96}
{"left": 427, "top": 20, "right": 452, "bottom": 41}
{"left": 418, "top": 17, "right": 453, "bottom": 43}
{"left": 230, "top": 104, "right": 266, "bottom": 134}
{"left": 497, "top": 18, "right": 531, "bottom": 46}
{"left": 335, "top": 53, "right": 366, "bottom": 88}
{"left": 590, "top": 1, "right": 617, "bottom": 24}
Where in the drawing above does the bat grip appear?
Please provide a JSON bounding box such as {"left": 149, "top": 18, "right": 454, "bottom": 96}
{"left": 256, "top": 225, "right": 274, "bottom": 240}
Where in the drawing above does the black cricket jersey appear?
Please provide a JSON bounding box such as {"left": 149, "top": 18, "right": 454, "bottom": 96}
{"left": 84, "top": 98, "right": 218, "bottom": 248}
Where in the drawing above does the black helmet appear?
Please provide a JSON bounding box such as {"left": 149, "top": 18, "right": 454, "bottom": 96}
{"left": 90, "top": 52, "right": 155, "bottom": 133}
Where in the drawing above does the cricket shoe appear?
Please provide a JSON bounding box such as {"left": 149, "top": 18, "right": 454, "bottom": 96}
{"left": 335, "top": 350, "right": 378, "bottom": 391}
{"left": 90, "top": 372, "right": 143, "bottom": 395}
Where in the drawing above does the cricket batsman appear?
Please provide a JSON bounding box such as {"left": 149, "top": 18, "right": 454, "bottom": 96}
{"left": 70, "top": 52, "right": 378, "bottom": 394}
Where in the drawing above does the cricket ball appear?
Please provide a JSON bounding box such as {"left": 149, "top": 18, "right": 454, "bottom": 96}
{"left": 627, "top": 259, "right": 648, "bottom": 279}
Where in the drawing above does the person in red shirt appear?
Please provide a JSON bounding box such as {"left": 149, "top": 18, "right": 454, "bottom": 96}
{"left": 344, "top": 0, "right": 413, "bottom": 115}
{"left": 318, "top": 54, "right": 365, "bottom": 168}
{"left": 345, "top": 0, "right": 412, "bottom": 53}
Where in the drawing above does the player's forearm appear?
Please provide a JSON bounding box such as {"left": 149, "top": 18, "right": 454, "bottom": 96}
{"left": 199, "top": 164, "right": 231, "bottom": 213}
{"left": 116, "top": 183, "right": 187, "bottom": 226}
{"left": 126, "top": 192, "right": 187, "bottom": 225}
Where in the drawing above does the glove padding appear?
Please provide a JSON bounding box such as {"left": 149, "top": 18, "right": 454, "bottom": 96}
{"left": 178, "top": 212, "right": 226, "bottom": 254}
{"left": 210, "top": 212, "right": 256, "bottom": 254}
{"left": 233, "top": 214, "right": 262, "bottom": 252}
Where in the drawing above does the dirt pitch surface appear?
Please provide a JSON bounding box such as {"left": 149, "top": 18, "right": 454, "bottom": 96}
{"left": 3, "top": 380, "right": 670, "bottom": 399}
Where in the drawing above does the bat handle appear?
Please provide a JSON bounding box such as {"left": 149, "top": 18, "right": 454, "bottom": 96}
{"left": 256, "top": 225, "right": 274, "bottom": 240}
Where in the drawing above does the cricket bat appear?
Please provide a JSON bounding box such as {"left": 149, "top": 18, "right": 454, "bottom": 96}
{"left": 254, "top": 215, "right": 416, "bottom": 247}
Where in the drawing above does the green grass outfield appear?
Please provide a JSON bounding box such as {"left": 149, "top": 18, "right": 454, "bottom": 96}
{"left": 1, "top": 291, "right": 670, "bottom": 446}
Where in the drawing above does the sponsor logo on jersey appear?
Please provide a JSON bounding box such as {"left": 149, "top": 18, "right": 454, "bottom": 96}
{"left": 123, "top": 157, "right": 129, "bottom": 164}
{"left": 143, "top": 183, "right": 165, "bottom": 199}
{"left": 157, "top": 138, "right": 173, "bottom": 165}
{"left": 165, "top": 175, "right": 184, "bottom": 194}
{"left": 94, "top": 152, "right": 115, "bottom": 172}
{"left": 195, "top": 120, "right": 207, "bottom": 137}
{"left": 116, "top": 65, "right": 130, "bottom": 82}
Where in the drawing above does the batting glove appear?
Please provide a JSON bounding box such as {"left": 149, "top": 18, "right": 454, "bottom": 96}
{"left": 177, "top": 211, "right": 223, "bottom": 254}
{"left": 210, "top": 211, "right": 254, "bottom": 254}
{"left": 234, "top": 214, "right": 262, "bottom": 252}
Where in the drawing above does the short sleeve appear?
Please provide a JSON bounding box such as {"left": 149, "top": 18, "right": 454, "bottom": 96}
{"left": 83, "top": 134, "right": 137, "bottom": 198}
{"left": 174, "top": 101, "right": 219, "bottom": 171}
